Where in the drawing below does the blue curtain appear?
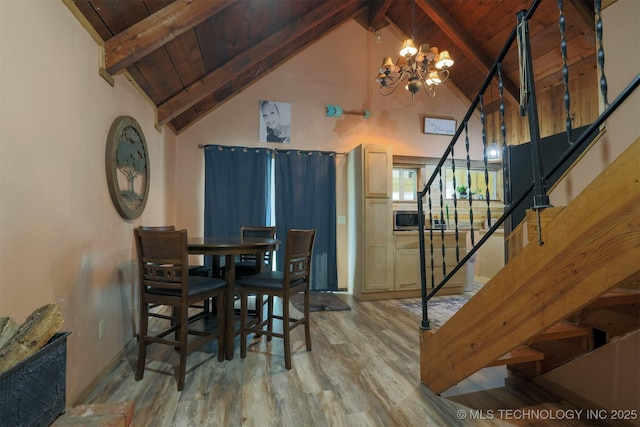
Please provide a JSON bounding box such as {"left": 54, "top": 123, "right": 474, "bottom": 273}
{"left": 274, "top": 150, "right": 337, "bottom": 291}
{"left": 204, "top": 145, "right": 271, "bottom": 238}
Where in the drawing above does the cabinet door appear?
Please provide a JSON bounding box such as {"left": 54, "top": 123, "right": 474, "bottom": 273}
{"left": 363, "top": 198, "right": 393, "bottom": 292}
{"left": 395, "top": 249, "right": 420, "bottom": 290}
{"left": 364, "top": 145, "right": 391, "bottom": 197}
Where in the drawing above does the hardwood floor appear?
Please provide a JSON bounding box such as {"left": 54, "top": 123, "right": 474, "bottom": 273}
{"left": 83, "top": 292, "right": 594, "bottom": 427}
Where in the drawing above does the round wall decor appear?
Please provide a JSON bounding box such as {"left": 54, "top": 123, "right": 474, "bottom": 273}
{"left": 105, "top": 116, "right": 150, "bottom": 219}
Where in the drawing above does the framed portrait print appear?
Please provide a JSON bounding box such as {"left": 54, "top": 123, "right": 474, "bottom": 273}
{"left": 259, "top": 100, "right": 291, "bottom": 143}
{"left": 423, "top": 116, "right": 457, "bottom": 136}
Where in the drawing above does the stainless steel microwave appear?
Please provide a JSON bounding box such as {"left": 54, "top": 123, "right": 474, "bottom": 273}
{"left": 393, "top": 210, "right": 425, "bottom": 230}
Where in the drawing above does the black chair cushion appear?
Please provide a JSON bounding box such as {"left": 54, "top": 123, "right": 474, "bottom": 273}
{"left": 236, "top": 271, "right": 305, "bottom": 290}
{"left": 237, "top": 260, "right": 267, "bottom": 269}
{"left": 220, "top": 261, "right": 269, "bottom": 280}
{"left": 188, "top": 265, "right": 212, "bottom": 277}
{"left": 147, "top": 276, "right": 226, "bottom": 297}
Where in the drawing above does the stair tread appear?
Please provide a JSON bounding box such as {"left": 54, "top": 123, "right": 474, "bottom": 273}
{"left": 588, "top": 287, "right": 640, "bottom": 308}
{"left": 486, "top": 345, "right": 544, "bottom": 367}
{"left": 529, "top": 320, "right": 591, "bottom": 343}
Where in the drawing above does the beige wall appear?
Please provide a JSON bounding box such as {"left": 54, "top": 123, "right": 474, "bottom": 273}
{"left": 543, "top": 330, "right": 640, "bottom": 419}
{"left": 541, "top": 0, "right": 640, "bottom": 411}
{"left": 0, "top": 0, "right": 176, "bottom": 404}
{"left": 175, "top": 20, "right": 484, "bottom": 288}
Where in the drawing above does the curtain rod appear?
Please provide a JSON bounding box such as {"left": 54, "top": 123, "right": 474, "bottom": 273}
{"left": 197, "top": 144, "right": 346, "bottom": 156}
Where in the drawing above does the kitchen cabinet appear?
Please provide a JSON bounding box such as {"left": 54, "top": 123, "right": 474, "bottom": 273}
{"left": 347, "top": 144, "right": 393, "bottom": 300}
{"left": 363, "top": 145, "right": 392, "bottom": 197}
{"left": 394, "top": 231, "right": 466, "bottom": 296}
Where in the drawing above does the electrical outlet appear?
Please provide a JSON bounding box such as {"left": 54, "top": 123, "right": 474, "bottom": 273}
{"left": 98, "top": 320, "right": 106, "bottom": 340}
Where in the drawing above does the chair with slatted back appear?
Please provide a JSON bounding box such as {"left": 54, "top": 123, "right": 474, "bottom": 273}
{"left": 236, "top": 225, "right": 277, "bottom": 278}
{"left": 220, "top": 226, "right": 276, "bottom": 318}
{"left": 235, "top": 226, "right": 276, "bottom": 319}
{"left": 220, "top": 225, "right": 277, "bottom": 279}
{"left": 237, "top": 228, "right": 315, "bottom": 370}
{"left": 134, "top": 227, "right": 226, "bottom": 391}
{"left": 140, "top": 225, "right": 211, "bottom": 321}
{"left": 140, "top": 225, "right": 212, "bottom": 276}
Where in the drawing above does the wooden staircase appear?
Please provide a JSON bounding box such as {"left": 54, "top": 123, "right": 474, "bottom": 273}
{"left": 500, "top": 288, "right": 639, "bottom": 380}
{"left": 420, "top": 138, "right": 640, "bottom": 395}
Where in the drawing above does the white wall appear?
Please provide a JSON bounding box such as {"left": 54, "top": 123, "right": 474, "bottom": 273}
{"left": 0, "top": 0, "right": 175, "bottom": 404}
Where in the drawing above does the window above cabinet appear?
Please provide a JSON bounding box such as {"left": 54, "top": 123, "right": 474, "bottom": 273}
{"left": 444, "top": 166, "right": 502, "bottom": 201}
{"left": 392, "top": 155, "right": 503, "bottom": 203}
{"left": 392, "top": 167, "right": 418, "bottom": 201}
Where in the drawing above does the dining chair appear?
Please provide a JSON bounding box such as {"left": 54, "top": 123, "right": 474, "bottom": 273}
{"left": 235, "top": 226, "right": 276, "bottom": 317}
{"left": 220, "top": 225, "right": 276, "bottom": 318}
{"left": 140, "top": 225, "right": 212, "bottom": 276}
{"left": 134, "top": 227, "right": 226, "bottom": 391}
{"left": 236, "top": 225, "right": 277, "bottom": 278}
{"left": 220, "top": 225, "right": 277, "bottom": 279}
{"left": 140, "top": 225, "right": 211, "bottom": 321}
{"left": 237, "top": 228, "right": 316, "bottom": 370}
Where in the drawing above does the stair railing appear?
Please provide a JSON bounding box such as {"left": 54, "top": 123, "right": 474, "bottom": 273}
{"left": 417, "top": 0, "right": 640, "bottom": 331}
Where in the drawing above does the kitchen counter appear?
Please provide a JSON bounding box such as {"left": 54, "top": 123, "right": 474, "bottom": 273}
{"left": 393, "top": 229, "right": 470, "bottom": 236}
{"left": 393, "top": 231, "right": 467, "bottom": 296}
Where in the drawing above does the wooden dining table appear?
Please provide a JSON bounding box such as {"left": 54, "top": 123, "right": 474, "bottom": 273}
{"left": 188, "top": 236, "right": 280, "bottom": 360}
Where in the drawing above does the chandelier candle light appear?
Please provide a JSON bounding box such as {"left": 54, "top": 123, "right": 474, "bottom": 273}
{"left": 375, "top": 2, "right": 454, "bottom": 99}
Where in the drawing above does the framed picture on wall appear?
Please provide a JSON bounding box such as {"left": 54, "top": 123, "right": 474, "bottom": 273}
{"left": 259, "top": 100, "right": 291, "bottom": 143}
{"left": 423, "top": 116, "right": 457, "bottom": 136}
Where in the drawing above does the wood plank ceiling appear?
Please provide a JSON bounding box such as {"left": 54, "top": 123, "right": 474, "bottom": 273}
{"left": 66, "top": 0, "right": 595, "bottom": 134}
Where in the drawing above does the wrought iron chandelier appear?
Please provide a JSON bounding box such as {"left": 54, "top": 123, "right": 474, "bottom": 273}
{"left": 375, "top": 1, "right": 454, "bottom": 99}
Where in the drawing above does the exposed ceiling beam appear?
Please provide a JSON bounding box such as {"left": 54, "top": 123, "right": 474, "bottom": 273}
{"left": 157, "top": 0, "right": 356, "bottom": 127}
{"left": 368, "top": 0, "right": 393, "bottom": 31}
{"left": 415, "top": 0, "right": 520, "bottom": 106}
{"left": 104, "top": 0, "right": 236, "bottom": 75}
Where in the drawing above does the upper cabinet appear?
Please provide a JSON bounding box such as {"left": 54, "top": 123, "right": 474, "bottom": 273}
{"left": 364, "top": 145, "right": 392, "bottom": 198}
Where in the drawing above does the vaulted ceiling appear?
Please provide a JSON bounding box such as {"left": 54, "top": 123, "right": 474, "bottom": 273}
{"left": 65, "top": 0, "right": 596, "bottom": 134}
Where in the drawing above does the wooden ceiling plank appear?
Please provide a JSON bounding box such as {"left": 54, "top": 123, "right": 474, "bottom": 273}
{"left": 157, "top": 0, "right": 357, "bottom": 127}
{"left": 415, "top": 0, "right": 519, "bottom": 106}
{"left": 416, "top": 0, "right": 493, "bottom": 73}
{"left": 164, "top": 31, "right": 207, "bottom": 88}
{"left": 466, "top": 1, "right": 527, "bottom": 47}
{"left": 63, "top": 0, "right": 111, "bottom": 43}
{"left": 91, "top": 0, "right": 149, "bottom": 34}
{"left": 105, "top": 0, "right": 236, "bottom": 75}
{"left": 135, "top": 49, "right": 187, "bottom": 101}
{"left": 564, "top": 0, "right": 596, "bottom": 45}
{"left": 369, "top": 0, "right": 393, "bottom": 31}
{"left": 221, "top": 2, "right": 251, "bottom": 59}
{"left": 247, "top": 0, "right": 274, "bottom": 45}
{"left": 196, "top": 11, "right": 228, "bottom": 73}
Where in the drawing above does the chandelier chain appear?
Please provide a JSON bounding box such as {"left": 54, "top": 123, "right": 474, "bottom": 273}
{"left": 411, "top": 1, "right": 416, "bottom": 41}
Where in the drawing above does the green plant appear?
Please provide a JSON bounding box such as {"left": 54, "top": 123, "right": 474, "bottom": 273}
{"left": 455, "top": 185, "right": 467, "bottom": 194}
